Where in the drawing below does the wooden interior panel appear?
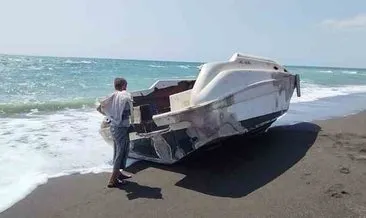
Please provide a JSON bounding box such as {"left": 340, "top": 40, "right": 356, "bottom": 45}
{"left": 133, "top": 80, "right": 195, "bottom": 114}
{"left": 131, "top": 80, "right": 195, "bottom": 133}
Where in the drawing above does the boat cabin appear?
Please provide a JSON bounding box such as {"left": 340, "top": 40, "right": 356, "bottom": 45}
{"left": 131, "top": 80, "right": 195, "bottom": 133}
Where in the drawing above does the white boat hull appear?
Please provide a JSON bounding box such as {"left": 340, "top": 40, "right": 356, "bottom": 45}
{"left": 99, "top": 53, "right": 300, "bottom": 164}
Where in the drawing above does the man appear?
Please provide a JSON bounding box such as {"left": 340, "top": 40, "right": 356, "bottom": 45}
{"left": 97, "top": 77, "right": 134, "bottom": 187}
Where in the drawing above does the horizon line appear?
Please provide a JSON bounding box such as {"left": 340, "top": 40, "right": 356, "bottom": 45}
{"left": 1, "top": 52, "right": 365, "bottom": 70}
{"left": 0, "top": 52, "right": 204, "bottom": 64}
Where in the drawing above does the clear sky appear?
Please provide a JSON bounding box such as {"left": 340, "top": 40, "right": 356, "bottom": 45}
{"left": 1, "top": 0, "right": 366, "bottom": 67}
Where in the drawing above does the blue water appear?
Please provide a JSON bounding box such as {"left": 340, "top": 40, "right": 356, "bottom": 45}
{"left": 1, "top": 55, "right": 366, "bottom": 115}
{"left": 1, "top": 54, "right": 366, "bottom": 212}
{"left": 0, "top": 55, "right": 198, "bottom": 114}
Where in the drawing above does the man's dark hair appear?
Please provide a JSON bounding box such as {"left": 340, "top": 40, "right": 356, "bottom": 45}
{"left": 114, "top": 77, "right": 127, "bottom": 90}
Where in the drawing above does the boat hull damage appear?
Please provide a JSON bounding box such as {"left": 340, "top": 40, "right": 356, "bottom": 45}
{"left": 100, "top": 110, "right": 286, "bottom": 164}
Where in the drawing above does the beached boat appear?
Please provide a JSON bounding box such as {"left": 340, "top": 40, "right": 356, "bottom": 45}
{"left": 99, "top": 53, "right": 301, "bottom": 164}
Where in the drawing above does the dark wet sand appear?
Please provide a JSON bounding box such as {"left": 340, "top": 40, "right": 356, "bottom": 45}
{"left": 1, "top": 112, "right": 366, "bottom": 218}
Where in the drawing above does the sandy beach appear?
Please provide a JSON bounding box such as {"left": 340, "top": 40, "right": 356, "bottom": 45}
{"left": 1, "top": 112, "right": 366, "bottom": 218}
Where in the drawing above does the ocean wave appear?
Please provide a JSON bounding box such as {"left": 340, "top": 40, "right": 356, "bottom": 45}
{"left": 148, "top": 64, "right": 166, "bottom": 68}
{"left": 7, "top": 58, "right": 23, "bottom": 62}
{"left": 178, "top": 65, "right": 190, "bottom": 69}
{"left": 0, "top": 98, "right": 98, "bottom": 116}
{"left": 291, "top": 83, "right": 366, "bottom": 103}
{"left": 0, "top": 110, "right": 120, "bottom": 212}
{"left": 64, "top": 60, "right": 94, "bottom": 64}
{"left": 342, "top": 70, "right": 358, "bottom": 75}
{"left": 27, "top": 66, "right": 44, "bottom": 70}
{"left": 319, "top": 70, "right": 333, "bottom": 73}
{"left": 184, "top": 75, "right": 197, "bottom": 78}
{"left": 78, "top": 83, "right": 88, "bottom": 88}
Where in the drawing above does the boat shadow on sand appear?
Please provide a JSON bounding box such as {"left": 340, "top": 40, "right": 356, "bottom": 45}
{"left": 127, "top": 122, "right": 321, "bottom": 198}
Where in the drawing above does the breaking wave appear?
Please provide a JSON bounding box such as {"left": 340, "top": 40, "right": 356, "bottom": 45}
{"left": 148, "top": 64, "right": 166, "bottom": 68}
{"left": 0, "top": 98, "right": 98, "bottom": 116}
{"left": 178, "top": 65, "right": 190, "bottom": 69}
{"left": 291, "top": 83, "right": 366, "bottom": 103}
{"left": 319, "top": 70, "right": 333, "bottom": 73}
{"left": 64, "top": 60, "right": 95, "bottom": 64}
{"left": 342, "top": 70, "right": 358, "bottom": 75}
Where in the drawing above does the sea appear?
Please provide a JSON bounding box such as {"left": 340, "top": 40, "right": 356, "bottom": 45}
{"left": 1, "top": 54, "right": 366, "bottom": 212}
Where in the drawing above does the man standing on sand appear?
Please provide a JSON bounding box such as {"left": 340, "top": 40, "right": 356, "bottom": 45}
{"left": 97, "top": 77, "right": 134, "bottom": 188}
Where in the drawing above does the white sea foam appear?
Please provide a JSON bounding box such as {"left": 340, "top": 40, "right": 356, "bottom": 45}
{"left": 64, "top": 60, "right": 94, "bottom": 64}
{"left": 8, "top": 58, "right": 23, "bottom": 62}
{"left": 178, "top": 65, "right": 190, "bottom": 69}
{"left": 184, "top": 75, "right": 196, "bottom": 78}
{"left": 148, "top": 64, "right": 165, "bottom": 68}
{"left": 319, "top": 70, "right": 333, "bottom": 73}
{"left": 0, "top": 110, "right": 118, "bottom": 212}
{"left": 27, "top": 66, "right": 44, "bottom": 70}
{"left": 291, "top": 82, "right": 366, "bottom": 103}
{"left": 81, "top": 60, "right": 93, "bottom": 64}
{"left": 79, "top": 83, "right": 88, "bottom": 89}
{"left": 342, "top": 70, "right": 358, "bottom": 74}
